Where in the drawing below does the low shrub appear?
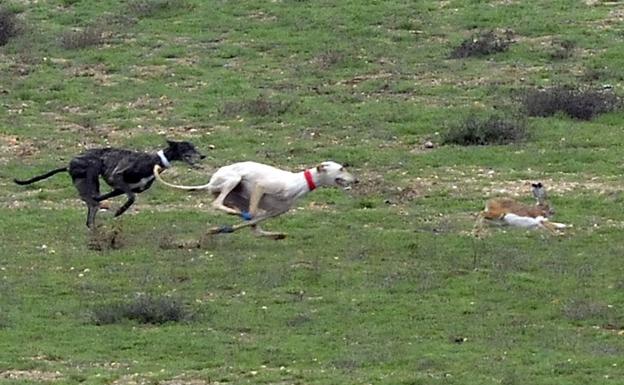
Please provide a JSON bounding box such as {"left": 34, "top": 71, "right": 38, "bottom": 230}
{"left": 562, "top": 298, "right": 611, "bottom": 322}
{"left": 90, "top": 295, "right": 191, "bottom": 325}
{"left": 449, "top": 30, "right": 513, "bottom": 59}
{"left": 521, "top": 86, "right": 621, "bottom": 120}
{"left": 59, "top": 26, "right": 104, "bottom": 49}
{"left": 314, "top": 49, "right": 344, "bottom": 69}
{"left": 549, "top": 38, "right": 576, "bottom": 60}
{"left": 442, "top": 113, "right": 528, "bottom": 146}
{"left": 0, "top": 7, "right": 20, "bottom": 46}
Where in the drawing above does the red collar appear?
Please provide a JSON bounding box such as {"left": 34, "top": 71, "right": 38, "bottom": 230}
{"left": 303, "top": 169, "right": 316, "bottom": 191}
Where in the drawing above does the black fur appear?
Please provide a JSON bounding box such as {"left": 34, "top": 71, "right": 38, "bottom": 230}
{"left": 14, "top": 140, "right": 205, "bottom": 228}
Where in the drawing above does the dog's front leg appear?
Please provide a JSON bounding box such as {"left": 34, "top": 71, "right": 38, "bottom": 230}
{"left": 110, "top": 170, "right": 136, "bottom": 217}
{"left": 95, "top": 189, "right": 124, "bottom": 202}
{"left": 245, "top": 185, "right": 265, "bottom": 219}
{"left": 114, "top": 191, "right": 136, "bottom": 217}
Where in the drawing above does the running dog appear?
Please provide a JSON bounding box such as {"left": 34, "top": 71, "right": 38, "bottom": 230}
{"left": 14, "top": 140, "right": 205, "bottom": 228}
{"left": 154, "top": 160, "right": 357, "bottom": 239}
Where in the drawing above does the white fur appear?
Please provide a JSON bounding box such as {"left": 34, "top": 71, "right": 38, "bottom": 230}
{"left": 503, "top": 213, "right": 545, "bottom": 228}
{"left": 503, "top": 213, "right": 568, "bottom": 231}
{"left": 157, "top": 150, "right": 171, "bottom": 168}
{"left": 154, "top": 160, "right": 356, "bottom": 238}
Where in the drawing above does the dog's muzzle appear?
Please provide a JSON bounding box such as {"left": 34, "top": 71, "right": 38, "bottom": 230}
{"left": 336, "top": 177, "right": 356, "bottom": 190}
{"left": 185, "top": 155, "right": 205, "bottom": 169}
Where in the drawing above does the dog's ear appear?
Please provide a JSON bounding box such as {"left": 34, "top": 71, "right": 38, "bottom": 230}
{"left": 166, "top": 139, "right": 178, "bottom": 147}
{"left": 316, "top": 164, "right": 326, "bottom": 173}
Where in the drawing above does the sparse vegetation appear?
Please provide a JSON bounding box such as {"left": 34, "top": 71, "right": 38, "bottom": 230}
{"left": 521, "top": 86, "right": 621, "bottom": 120}
{"left": 127, "top": 0, "right": 194, "bottom": 18}
{"left": 220, "top": 96, "right": 293, "bottom": 117}
{"left": 562, "top": 298, "right": 615, "bottom": 323}
{"left": 442, "top": 113, "right": 528, "bottom": 146}
{"left": 90, "top": 295, "right": 191, "bottom": 325}
{"left": 0, "top": 310, "right": 9, "bottom": 329}
{"left": 449, "top": 30, "right": 513, "bottom": 59}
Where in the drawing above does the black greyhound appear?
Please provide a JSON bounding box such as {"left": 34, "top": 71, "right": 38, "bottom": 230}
{"left": 14, "top": 140, "right": 205, "bottom": 228}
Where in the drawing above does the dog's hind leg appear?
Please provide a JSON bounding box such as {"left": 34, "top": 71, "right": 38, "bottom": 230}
{"left": 208, "top": 208, "right": 288, "bottom": 238}
{"left": 211, "top": 176, "right": 244, "bottom": 215}
{"left": 86, "top": 204, "right": 99, "bottom": 229}
{"left": 71, "top": 170, "right": 101, "bottom": 228}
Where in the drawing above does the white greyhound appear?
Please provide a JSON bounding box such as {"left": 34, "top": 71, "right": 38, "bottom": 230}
{"left": 154, "top": 161, "right": 357, "bottom": 239}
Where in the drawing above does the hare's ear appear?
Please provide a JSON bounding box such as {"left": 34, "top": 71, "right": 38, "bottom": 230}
{"left": 532, "top": 183, "right": 547, "bottom": 200}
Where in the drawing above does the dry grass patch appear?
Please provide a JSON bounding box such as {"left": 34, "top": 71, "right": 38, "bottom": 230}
{"left": 160, "top": 379, "right": 209, "bottom": 385}
{"left": 131, "top": 64, "right": 168, "bottom": 80}
{"left": 68, "top": 63, "right": 117, "bottom": 86}
{"left": 0, "top": 135, "right": 38, "bottom": 164}
{"left": 0, "top": 370, "right": 62, "bottom": 381}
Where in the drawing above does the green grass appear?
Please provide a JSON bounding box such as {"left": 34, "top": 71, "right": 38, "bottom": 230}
{"left": 2, "top": 0, "right": 624, "bottom": 384}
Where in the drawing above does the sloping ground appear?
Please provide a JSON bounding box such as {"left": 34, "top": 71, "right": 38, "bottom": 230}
{"left": 1, "top": 1, "right": 624, "bottom": 384}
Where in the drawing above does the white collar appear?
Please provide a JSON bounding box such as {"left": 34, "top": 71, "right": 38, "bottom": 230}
{"left": 157, "top": 150, "right": 171, "bottom": 168}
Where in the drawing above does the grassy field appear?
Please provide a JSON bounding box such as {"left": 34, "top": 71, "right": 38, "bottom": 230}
{"left": 2, "top": 0, "right": 624, "bottom": 384}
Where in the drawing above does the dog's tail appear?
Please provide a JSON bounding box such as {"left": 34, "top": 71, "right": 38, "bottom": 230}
{"left": 153, "top": 165, "right": 212, "bottom": 191}
{"left": 14, "top": 167, "right": 68, "bottom": 185}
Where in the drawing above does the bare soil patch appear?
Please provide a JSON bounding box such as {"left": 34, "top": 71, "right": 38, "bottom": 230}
{"left": 67, "top": 63, "right": 118, "bottom": 86}
{"left": 0, "top": 135, "right": 38, "bottom": 164}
